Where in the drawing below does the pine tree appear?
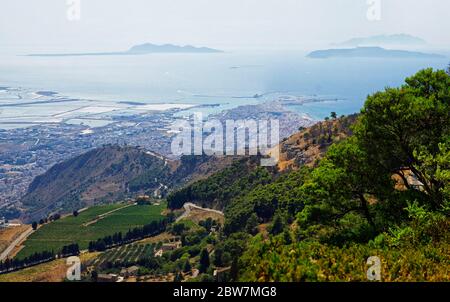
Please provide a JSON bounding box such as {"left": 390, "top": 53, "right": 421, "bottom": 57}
{"left": 174, "top": 271, "right": 183, "bottom": 282}
{"left": 199, "top": 249, "right": 210, "bottom": 273}
{"left": 183, "top": 259, "right": 192, "bottom": 273}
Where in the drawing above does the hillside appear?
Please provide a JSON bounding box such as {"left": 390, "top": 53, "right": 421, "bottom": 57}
{"left": 278, "top": 114, "right": 357, "bottom": 170}
{"left": 20, "top": 145, "right": 241, "bottom": 223}
{"left": 307, "top": 47, "right": 444, "bottom": 59}
{"left": 166, "top": 68, "right": 450, "bottom": 281}
{"left": 21, "top": 145, "right": 171, "bottom": 222}
{"left": 336, "top": 34, "right": 426, "bottom": 47}
{"left": 128, "top": 43, "right": 222, "bottom": 54}
{"left": 166, "top": 114, "right": 358, "bottom": 211}
{"left": 27, "top": 43, "right": 222, "bottom": 57}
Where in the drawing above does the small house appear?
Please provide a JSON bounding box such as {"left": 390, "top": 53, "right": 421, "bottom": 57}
{"left": 120, "top": 266, "right": 139, "bottom": 278}
{"left": 97, "top": 274, "right": 119, "bottom": 282}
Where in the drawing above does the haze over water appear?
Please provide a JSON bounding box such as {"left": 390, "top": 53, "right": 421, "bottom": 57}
{"left": 1, "top": 51, "right": 447, "bottom": 120}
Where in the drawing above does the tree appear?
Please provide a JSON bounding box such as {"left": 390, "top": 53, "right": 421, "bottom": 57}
{"left": 245, "top": 213, "right": 259, "bottom": 235}
{"left": 269, "top": 213, "right": 284, "bottom": 235}
{"left": 199, "top": 249, "right": 210, "bottom": 273}
{"left": 354, "top": 68, "right": 450, "bottom": 208}
{"left": 213, "top": 248, "right": 223, "bottom": 267}
{"left": 171, "top": 223, "right": 186, "bottom": 236}
{"left": 174, "top": 271, "right": 184, "bottom": 282}
{"left": 73, "top": 210, "right": 79, "bottom": 217}
{"left": 230, "top": 257, "right": 239, "bottom": 281}
{"left": 183, "top": 259, "right": 192, "bottom": 273}
{"left": 282, "top": 230, "right": 292, "bottom": 244}
{"left": 330, "top": 112, "right": 337, "bottom": 119}
{"left": 32, "top": 221, "right": 38, "bottom": 230}
{"left": 91, "top": 270, "right": 98, "bottom": 282}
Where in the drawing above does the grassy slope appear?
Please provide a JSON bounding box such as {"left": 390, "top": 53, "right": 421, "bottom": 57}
{"left": 0, "top": 252, "right": 100, "bottom": 282}
{"left": 0, "top": 225, "right": 31, "bottom": 254}
{"left": 16, "top": 203, "right": 166, "bottom": 259}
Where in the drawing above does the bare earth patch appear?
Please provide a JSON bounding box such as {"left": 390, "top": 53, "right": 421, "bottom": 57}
{"left": 0, "top": 252, "right": 100, "bottom": 282}
{"left": 183, "top": 207, "right": 225, "bottom": 225}
{"left": 0, "top": 225, "right": 30, "bottom": 254}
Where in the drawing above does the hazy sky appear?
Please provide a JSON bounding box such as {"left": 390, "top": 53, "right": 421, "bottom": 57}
{"left": 1, "top": 0, "right": 449, "bottom": 53}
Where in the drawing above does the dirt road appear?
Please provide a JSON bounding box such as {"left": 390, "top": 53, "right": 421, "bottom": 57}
{"left": 176, "top": 203, "right": 224, "bottom": 222}
{"left": 0, "top": 227, "right": 34, "bottom": 261}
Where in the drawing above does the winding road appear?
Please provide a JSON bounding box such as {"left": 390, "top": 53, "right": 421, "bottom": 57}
{"left": 176, "top": 203, "right": 224, "bottom": 222}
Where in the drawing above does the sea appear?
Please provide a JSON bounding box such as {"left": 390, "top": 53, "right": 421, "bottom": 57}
{"left": 0, "top": 50, "right": 448, "bottom": 125}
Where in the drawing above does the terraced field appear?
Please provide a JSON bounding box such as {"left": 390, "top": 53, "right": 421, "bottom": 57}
{"left": 90, "top": 243, "right": 157, "bottom": 269}
{"left": 16, "top": 203, "right": 166, "bottom": 259}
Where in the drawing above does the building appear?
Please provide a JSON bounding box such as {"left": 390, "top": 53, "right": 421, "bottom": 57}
{"left": 97, "top": 274, "right": 119, "bottom": 282}
{"left": 154, "top": 249, "right": 164, "bottom": 257}
{"left": 153, "top": 241, "right": 182, "bottom": 257}
{"left": 120, "top": 266, "right": 139, "bottom": 278}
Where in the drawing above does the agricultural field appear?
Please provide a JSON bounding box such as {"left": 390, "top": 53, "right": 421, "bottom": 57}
{"left": 90, "top": 243, "right": 157, "bottom": 269}
{"left": 0, "top": 252, "right": 100, "bottom": 282}
{"left": 16, "top": 202, "right": 166, "bottom": 259}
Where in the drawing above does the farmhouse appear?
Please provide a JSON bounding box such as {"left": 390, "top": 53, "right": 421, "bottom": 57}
{"left": 120, "top": 266, "right": 139, "bottom": 278}
{"left": 154, "top": 241, "right": 182, "bottom": 257}
{"left": 97, "top": 273, "right": 119, "bottom": 282}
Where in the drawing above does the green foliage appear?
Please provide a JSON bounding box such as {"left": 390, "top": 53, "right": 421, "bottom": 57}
{"left": 239, "top": 233, "right": 450, "bottom": 282}
{"left": 17, "top": 203, "right": 166, "bottom": 259}
{"left": 167, "top": 158, "right": 273, "bottom": 210}
{"left": 183, "top": 259, "right": 192, "bottom": 273}
{"left": 269, "top": 212, "right": 285, "bottom": 235}
{"left": 355, "top": 68, "right": 450, "bottom": 208}
{"left": 238, "top": 68, "right": 450, "bottom": 281}
{"left": 165, "top": 68, "right": 450, "bottom": 282}
{"left": 171, "top": 222, "right": 187, "bottom": 236}
{"left": 224, "top": 169, "right": 309, "bottom": 234}
{"left": 199, "top": 249, "right": 210, "bottom": 273}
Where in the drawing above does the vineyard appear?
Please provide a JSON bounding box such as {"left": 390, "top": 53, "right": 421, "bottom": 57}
{"left": 90, "top": 243, "right": 160, "bottom": 269}
{"left": 16, "top": 202, "right": 166, "bottom": 259}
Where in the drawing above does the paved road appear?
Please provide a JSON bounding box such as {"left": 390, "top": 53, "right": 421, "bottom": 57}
{"left": 176, "top": 203, "right": 224, "bottom": 222}
{"left": 0, "top": 227, "right": 34, "bottom": 261}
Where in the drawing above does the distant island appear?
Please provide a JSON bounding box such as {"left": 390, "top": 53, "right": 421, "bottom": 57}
{"left": 335, "top": 34, "right": 426, "bottom": 47}
{"left": 307, "top": 47, "right": 444, "bottom": 59}
{"left": 27, "top": 43, "right": 223, "bottom": 57}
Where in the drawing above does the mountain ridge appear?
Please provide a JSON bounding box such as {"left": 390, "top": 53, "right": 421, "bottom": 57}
{"left": 26, "top": 43, "right": 223, "bottom": 57}
{"left": 335, "top": 34, "right": 426, "bottom": 47}
{"left": 307, "top": 47, "right": 444, "bottom": 59}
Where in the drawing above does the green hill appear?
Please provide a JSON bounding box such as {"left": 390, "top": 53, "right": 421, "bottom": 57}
{"left": 168, "top": 68, "right": 450, "bottom": 281}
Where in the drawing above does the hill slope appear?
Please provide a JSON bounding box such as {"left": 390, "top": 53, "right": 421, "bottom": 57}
{"left": 21, "top": 145, "right": 171, "bottom": 222}
{"left": 307, "top": 47, "right": 444, "bottom": 59}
